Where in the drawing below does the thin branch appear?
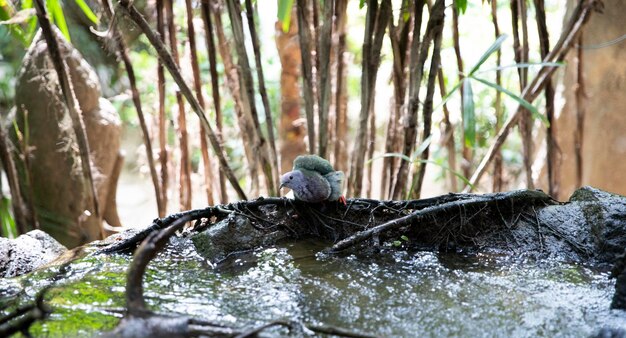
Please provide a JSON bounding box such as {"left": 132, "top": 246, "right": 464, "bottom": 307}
{"left": 118, "top": 0, "right": 248, "bottom": 200}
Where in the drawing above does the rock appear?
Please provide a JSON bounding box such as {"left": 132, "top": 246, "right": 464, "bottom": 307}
{"left": 9, "top": 27, "right": 124, "bottom": 247}
{"left": 592, "top": 327, "right": 626, "bottom": 338}
{"left": 191, "top": 215, "right": 285, "bottom": 263}
{"left": 0, "top": 230, "right": 67, "bottom": 278}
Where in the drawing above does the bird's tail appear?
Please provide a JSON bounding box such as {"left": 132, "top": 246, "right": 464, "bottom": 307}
{"left": 325, "top": 171, "right": 345, "bottom": 201}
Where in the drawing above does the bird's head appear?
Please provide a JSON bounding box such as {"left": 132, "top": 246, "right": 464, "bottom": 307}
{"left": 279, "top": 170, "right": 305, "bottom": 190}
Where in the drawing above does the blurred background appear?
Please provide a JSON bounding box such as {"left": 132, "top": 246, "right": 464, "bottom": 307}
{"left": 0, "top": 0, "right": 620, "bottom": 247}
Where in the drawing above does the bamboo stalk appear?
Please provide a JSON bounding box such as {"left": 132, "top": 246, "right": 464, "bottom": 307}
{"left": 225, "top": 0, "right": 276, "bottom": 196}
{"left": 200, "top": 0, "right": 227, "bottom": 203}
{"left": 491, "top": 0, "right": 504, "bottom": 193}
{"left": 164, "top": 0, "right": 192, "bottom": 211}
{"left": 156, "top": 0, "right": 169, "bottom": 213}
{"left": 574, "top": 33, "right": 585, "bottom": 188}
{"left": 118, "top": 0, "right": 248, "bottom": 200}
{"left": 452, "top": 4, "right": 470, "bottom": 180}
{"left": 184, "top": 0, "right": 215, "bottom": 206}
{"left": 296, "top": 0, "right": 316, "bottom": 154}
{"left": 317, "top": 0, "right": 334, "bottom": 158}
{"left": 384, "top": 3, "right": 414, "bottom": 198}
{"left": 533, "top": 0, "right": 558, "bottom": 197}
{"left": 333, "top": 0, "right": 349, "bottom": 175}
{"left": 511, "top": 0, "right": 534, "bottom": 189}
{"left": 243, "top": 0, "right": 280, "bottom": 191}
{"left": 390, "top": 0, "right": 431, "bottom": 199}
{"left": 101, "top": 0, "right": 164, "bottom": 217}
{"left": 213, "top": 3, "right": 259, "bottom": 196}
{"left": 411, "top": 0, "right": 444, "bottom": 199}
{"left": 348, "top": 0, "right": 391, "bottom": 197}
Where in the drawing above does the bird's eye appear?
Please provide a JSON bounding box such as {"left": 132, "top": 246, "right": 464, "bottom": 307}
{"left": 289, "top": 175, "right": 293, "bottom": 180}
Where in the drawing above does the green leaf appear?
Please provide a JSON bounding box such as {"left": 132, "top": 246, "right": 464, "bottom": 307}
{"left": 0, "top": 8, "right": 35, "bottom": 25}
{"left": 462, "top": 78, "right": 475, "bottom": 147}
{"left": 454, "top": 0, "right": 467, "bottom": 14}
{"left": 400, "top": 235, "right": 409, "bottom": 242}
{"left": 433, "top": 80, "right": 462, "bottom": 112}
{"left": 22, "top": 0, "right": 37, "bottom": 43}
{"left": 413, "top": 135, "right": 432, "bottom": 158}
{"left": 74, "top": 0, "right": 99, "bottom": 25}
{"left": 359, "top": 0, "right": 366, "bottom": 9}
{"left": 0, "top": 197, "right": 16, "bottom": 238}
{"left": 366, "top": 152, "right": 412, "bottom": 165}
{"left": 476, "top": 61, "right": 564, "bottom": 74}
{"left": 471, "top": 76, "right": 549, "bottom": 126}
{"left": 392, "top": 240, "right": 402, "bottom": 247}
{"left": 0, "top": 0, "right": 29, "bottom": 46}
{"left": 277, "top": 0, "right": 294, "bottom": 33}
{"left": 48, "top": 0, "right": 70, "bottom": 41}
{"left": 468, "top": 34, "right": 508, "bottom": 76}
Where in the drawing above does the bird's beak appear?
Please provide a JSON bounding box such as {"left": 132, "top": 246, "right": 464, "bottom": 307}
{"left": 279, "top": 182, "right": 285, "bottom": 189}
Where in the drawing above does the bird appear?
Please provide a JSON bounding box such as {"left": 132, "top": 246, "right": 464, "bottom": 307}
{"left": 279, "top": 155, "right": 347, "bottom": 205}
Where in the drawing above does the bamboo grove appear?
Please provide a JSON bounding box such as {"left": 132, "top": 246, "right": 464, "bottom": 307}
{"left": 0, "top": 0, "right": 601, "bottom": 228}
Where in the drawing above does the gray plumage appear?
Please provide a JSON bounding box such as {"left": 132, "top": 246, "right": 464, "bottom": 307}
{"left": 280, "top": 155, "right": 345, "bottom": 203}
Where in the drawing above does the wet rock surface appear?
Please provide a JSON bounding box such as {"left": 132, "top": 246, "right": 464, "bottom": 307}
{"left": 0, "top": 230, "right": 67, "bottom": 278}
{"left": 191, "top": 214, "right": 287, "bottom": 263}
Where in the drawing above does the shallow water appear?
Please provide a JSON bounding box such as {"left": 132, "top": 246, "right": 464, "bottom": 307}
{"left": 2, "top": 239, "right": 625, "bottom": 337}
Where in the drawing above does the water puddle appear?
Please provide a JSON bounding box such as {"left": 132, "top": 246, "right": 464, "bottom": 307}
{"left": 2, "top": 239, "right": 625, "bottom": 337}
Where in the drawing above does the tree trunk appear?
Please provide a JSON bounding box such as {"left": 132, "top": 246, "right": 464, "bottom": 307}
{"left": 276, "top": 7, "right": 307, "bottom": 174}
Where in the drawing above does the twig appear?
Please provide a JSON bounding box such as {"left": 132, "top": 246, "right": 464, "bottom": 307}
{"left": 117, "top": 0, "right": 248, "bottom": 200}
